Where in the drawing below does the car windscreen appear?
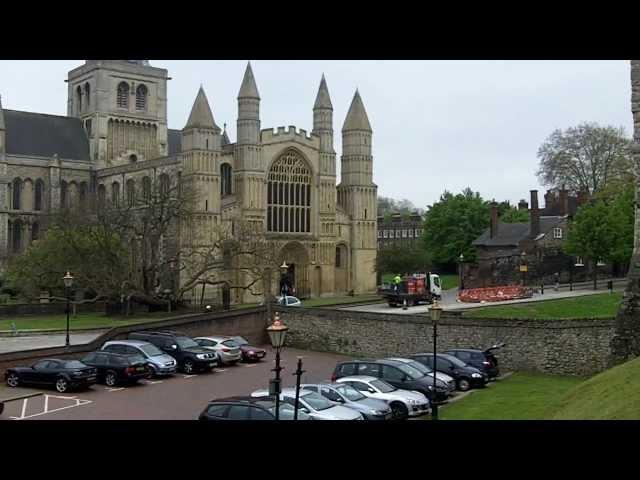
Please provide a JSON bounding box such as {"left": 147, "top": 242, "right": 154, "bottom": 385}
{"left": 405, "top": 360, "right": 433, "bottom": 374}
{"left": 222, "top": 339, "right": 240, "bottom": 348}
{"left": 445, "top": 355, "right": 468, "bottom": 367}
{"left": 139, "top": 344, "right": 164, "bottom": 357}
{"left": 395, "top": 363, "right": 425, "bottom": 380}
{"left": 298, "top": 392, "right": 333, "bottom": 411}
{"left": 335, "top": 384, "right": 366, "bottom": 401}
{"left": 175, "top": 336, "right": 199, "bottom": 349}
{"left": 232, "top": 336, "right": 248, "bottom": 346}
{"left": 63, "top": 360, "right": 87, "bottom": 369}
{"left": 371, "top": 379, "right": 396, "bottom": 393}
{"left": 126, "top": 354, "right": 147, "bottom": 364}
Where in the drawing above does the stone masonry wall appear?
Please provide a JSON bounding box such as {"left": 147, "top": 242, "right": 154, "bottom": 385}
{"left": 277, "top": 307, "right": 616, "bottom": 377}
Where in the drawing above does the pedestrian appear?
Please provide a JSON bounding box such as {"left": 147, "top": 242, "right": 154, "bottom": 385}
{"left": 393, "top": 273, "right": 402, "bottom": 293}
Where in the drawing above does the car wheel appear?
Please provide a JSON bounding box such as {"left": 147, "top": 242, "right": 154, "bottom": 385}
{"left": 6, "top": 373, "right": 20, "bottom": 388}
{"left": 390, "top": 401, "right": 408, "bottom": 421}
{"left": 457, "top": 378, "right": 471, "bottom": 392}
{"left": 105, "top": 371, "right": 118, "bottom": 387}
{"left": 183, "top": 360, "right": 195, "bottom": 374}
{"left": 55, "top": 377, "right": 69, "bottom": 393}
{"left": 147, "top": 364, "right": 158, "bottom": 378}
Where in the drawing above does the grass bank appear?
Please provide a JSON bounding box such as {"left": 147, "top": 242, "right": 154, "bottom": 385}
{"left": 462, "top": 292, "right": 622, "bottom": 320}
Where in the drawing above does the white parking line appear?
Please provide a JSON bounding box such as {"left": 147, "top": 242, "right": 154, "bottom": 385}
{"left": 243, "top": 364, "right": 258, "bottom": 368}
{"left": 10, "top": 395, "right": 93, "bottom": 420}
{"left": 106, "top": 387, "right": 125, "bottom": 392}
{"left": 215, "top": 369, "right": 227, "bottom": 373}
{"left": 140, "top": 379, "right": 163, "bottom": 385}
{"left": 183, "top": 375, "right": 197, "bottom": 379}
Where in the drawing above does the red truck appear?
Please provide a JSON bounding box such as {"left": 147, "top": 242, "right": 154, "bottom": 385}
{"left": 378, "top": 273, "right": 443, "bottom": 307}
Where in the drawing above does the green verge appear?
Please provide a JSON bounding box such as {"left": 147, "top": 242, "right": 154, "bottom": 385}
{"left": 553, "top": 356, "right": 640, "bottom": 420}
{"left": 462, "top": 292, "right": 622, "bottom": 320}
{"left": 439, "top": 372, "right": 583, "bottom": 420}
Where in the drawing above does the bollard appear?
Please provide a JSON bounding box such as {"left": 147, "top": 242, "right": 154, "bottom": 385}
{"left": 540, "top": 284, "right": 544, "bottom": 295}
{"left": 402, "top": 299, "right": 408, "bottom": 310}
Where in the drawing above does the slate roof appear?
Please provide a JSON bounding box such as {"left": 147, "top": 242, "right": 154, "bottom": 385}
{"left": 473, "top": 216, "right": 565, "bottom": 247}
{"left": 167, "top": 129, "right": 182, "bottom": 155}
{"left": 3, "top": 109, "right": 89, "bottom": 161}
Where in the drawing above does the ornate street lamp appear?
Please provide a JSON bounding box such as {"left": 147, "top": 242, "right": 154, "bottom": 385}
{"left": 458, "top": 253, "right": 465, "bottom": 291}
{"left": 519, "top": 251, "right": 528, "bottom": 286}
{"left": 429, "top": 299, "right": 442, "bottom": 420}
{"left": 63, "top": 271, "right": 74, "bottom": 347}
{"left": 267, "top": 313, "right": 289, "bottom": 420}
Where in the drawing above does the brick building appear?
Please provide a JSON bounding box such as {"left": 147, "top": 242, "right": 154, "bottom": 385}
{"left": 377, "top": 212, "right": 424, "bottom": 249}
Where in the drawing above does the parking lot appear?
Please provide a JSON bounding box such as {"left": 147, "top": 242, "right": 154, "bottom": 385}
{"left": 0, "top": 347, "right": 354, "bottom": 420}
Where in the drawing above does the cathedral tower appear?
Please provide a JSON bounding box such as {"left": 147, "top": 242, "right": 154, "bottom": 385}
{"left": 337, "top": 90, "right": 378, "bottom": 294}
{"left": 66, "top": 60, "right": 169, "bottom": 167}
{"left": 313, "top": 75, "right": 337, "bottom": 219}
{"left": 0, "top": 96, "right": 8, "bottom": 260}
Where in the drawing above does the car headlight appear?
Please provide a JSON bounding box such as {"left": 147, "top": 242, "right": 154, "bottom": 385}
{"left": 471, "top": 373, "right": 482, "bottom": 378}
{"left": 427, "top": 385, "right": 433, "bottom": 390}
{"left": 409, "top": 399, "right": 418, "bottom": 405}
{"left": 249, "top": 350, "right": 255, "bottom": 355}
{"left": 196, "top": 354, "right": 207, "bottom": 360}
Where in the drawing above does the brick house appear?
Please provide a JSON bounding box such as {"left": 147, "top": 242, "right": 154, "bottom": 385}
{"left": 462, "top": 188, "right": 601, "bottom": 288}
{"left": 377, "top": 212, "right": 424, "bottom": 250}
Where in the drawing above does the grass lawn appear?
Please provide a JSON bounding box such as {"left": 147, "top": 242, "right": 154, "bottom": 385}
{"left": 302, "top": 294, "right": 382, "bottom": 307}
{"left": 462, "top": 292, "right": 622, "bottom": 320}
{"left": 439, "top": 372, "right": 584, "bottom": 420}
{"left": 381, "top": 273, "right": 458, "bottom": 290}
{"left": 0, "top": 310, "right": 180, "bottom": 332}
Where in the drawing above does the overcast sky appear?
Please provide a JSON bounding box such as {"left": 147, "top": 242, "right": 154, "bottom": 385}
{"left": 0, "top": 60, "right": 632, "bottom": 210}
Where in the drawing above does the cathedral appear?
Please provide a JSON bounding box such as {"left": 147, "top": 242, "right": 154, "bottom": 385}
{"left": 0, "top": 60, "right": 378, "bottom": 304}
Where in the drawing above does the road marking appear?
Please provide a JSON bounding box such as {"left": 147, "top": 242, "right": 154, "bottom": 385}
{"left": 140, "top": 379, "right": 163, "bottom": 385}
{"left": 183, "top": 375, "right": 197, "bottom": 379}
{"left": 106, "top": 387, "right": 125, "bottom": 392}
{"left": 20, "top": 399, "right": 28, "bottom": 418}
{"left": 10, "top": 395, "right": 93, "bottom": 420}
{"left": 215, "top": 369, "right": 227, "bottom": 373}
{"left": 243, "top": 364, "right": 258, "bottom": 368}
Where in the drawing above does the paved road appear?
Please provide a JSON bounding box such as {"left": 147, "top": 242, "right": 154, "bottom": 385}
{"left": 340, "top": 282, "right": 625, "bottom": 315}
{"left": 0, "top": 332, "right": 106, "bottom": 354}
{"left": 0, "top": 347, "right": 353, "bottom": 420}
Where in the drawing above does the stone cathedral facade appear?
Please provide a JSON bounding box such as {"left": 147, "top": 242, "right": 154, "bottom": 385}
{"left": 0, "top": 60, "right": 377, "bottom": 304}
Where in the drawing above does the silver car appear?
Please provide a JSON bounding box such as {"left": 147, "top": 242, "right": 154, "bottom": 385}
{"left": 336, "top": 375, "right": 430, "bottom": 418}
{"left": 101, "top": 340, "right": 177, "bottom": 376}
{"left": 193, "top": 336, "right": 242, "bottom": 365}
{"left": 251, "top": 388, "right": 364, "bottom": 420}
{"left": 302, "top": 383, "right": 393, "bottom": 420}
{"left": 386, "top": 357, "right": 457, "bottom": 394}
{"left": 275, "top": 296, "right": 302, "bottom": 307}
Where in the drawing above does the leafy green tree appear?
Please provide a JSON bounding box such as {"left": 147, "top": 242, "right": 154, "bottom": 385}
{"left": 498, "top": 201, "right": 530, "bottom": 223}
{"left": 376, "top": 245, "right": 432, "bottom": 277}
{"left": 423, "top": 188, "right": 490, "bottom": 271}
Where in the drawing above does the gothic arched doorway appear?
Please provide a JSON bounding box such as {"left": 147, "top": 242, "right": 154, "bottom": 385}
{"left": 279, "top": 241, "right": 310, "bottom": 299}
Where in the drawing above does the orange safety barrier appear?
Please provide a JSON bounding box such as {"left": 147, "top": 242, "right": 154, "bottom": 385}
{"left": 458, "top": 285, "right": 533, "bottom": 303}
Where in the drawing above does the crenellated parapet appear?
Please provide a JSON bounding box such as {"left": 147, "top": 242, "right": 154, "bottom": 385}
{"left": 261, "top": 126, "right": 320, "bottom": 149}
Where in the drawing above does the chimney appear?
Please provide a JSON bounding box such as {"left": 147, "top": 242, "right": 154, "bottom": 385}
{"left": 518, "top": 199, "right": 528, "bottom": 211}
{"left": 559, "top": 186, "right": 569, "bottom": 216}
{"left": 490, "top": 202, "right": 499, "bottom": 238}
{"left": 577, "top": 189, "right": 589, "bottom": 206}
{"left": 530, "top": 190, "right": 540, "bottom": 238}
{"left": 544, "top": 190, "right": 554, "bottom": 210}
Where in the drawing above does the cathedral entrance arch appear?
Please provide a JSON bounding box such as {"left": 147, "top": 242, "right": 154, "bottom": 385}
{"left": 279, "top": 241, "right": 310, "bottom": 299}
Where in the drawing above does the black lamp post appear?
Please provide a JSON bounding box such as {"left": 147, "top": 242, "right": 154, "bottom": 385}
{"left": 429, "top": 299, "right": 442, "bottom": 420}
{"left": 458, "top": 253, "right": 465, "bottom": 291}
{"left": 63, "top": 271, "right": 74, "bottom": 347}
{"left": 292, "top": 357, "right": 305, "bottom": 420}
{"left": 280, "top": 261, "right": 288, "bottom": 297}
{"left": 572, "top": 258, "right": 584, "bottom": 291}
{"left": 520, "top": 251, "right": 527, "bottom": 286}
{"left": 267, "top": 313, "right": 288, "bottom": 421}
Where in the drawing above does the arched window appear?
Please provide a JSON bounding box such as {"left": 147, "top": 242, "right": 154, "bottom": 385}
{"left": 12, "top": 178, "right": 22, "bottom": 210}
{"left": 76, "top": 85, "right": 82, "bottom": 113}
{"left": 126, "top": 179, "right": 135, "bottom": 207}
{"left": 84, "top": 82, "right": 90, "bottom": 108}
{"left": 60, "top": 180, "right": 68, "bottom": 209}
{"left": 335, "top": 246, "right": 342, "bottom": 267}
{"left": 221, "top": 164, "right": 233, "bottom": 196}
{"left": 159, "top": 174, "right": 170, "bottom": 199}
{"left": 97, "top": 184, "right": 106, "bottom": 210}
{"left": 136, "top": 84, "right": 147, "bottom": 111}
{"left": 79, "top": 182, "right": 88, "bottom": 210}
{"left": 34, "top": 179, "right": 44, "bottom": 211}
{"left": 117, "top": 82, "right": 129, "bottom": 109}
{"left": 11, "top": 220, "right": 22, "bottom": 253}
{"left": 31, "top": 222, "right": 39, "bottom": 242}
{"left": 112, "top": 182, "right": 120, "bottom": 208}
{"left": 267, "top": 150, "right": 312, "bottom": 233}
{"left": 129, "top": 154, "right": 137, "bottom": 163}
{"left": 142, "top": 176, "right": 151, "bottom": 202}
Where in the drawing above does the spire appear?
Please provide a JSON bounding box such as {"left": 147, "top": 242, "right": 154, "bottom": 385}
{"left": 314, "top": 74, "right": 333, "bottom": 110}
{"left": 185, "top": 86, "right": 219, "bottom": 130}
{"left": 238, "top": 62, "right": 260, "bottom": 99}
{"left": 342, "top": 89, "right": 371, "bottom": 132}
{"left": 222, "top": 123, "right": 230, "bottom": 145}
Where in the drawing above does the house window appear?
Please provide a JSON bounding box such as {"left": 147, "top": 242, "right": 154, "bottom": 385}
{"left": 383, "top": 230, "right": 388, "bottom": 238}
{"left": 396, "top": 229, "right": 401, "bottom": 238}
{"left": 553, "top": 227, "right": 563, "bottom": 239}
{"left": 389, "top": 230, "right": 394, "bottom": 239}
{"left": 402, "top": 229, "right": 407, "bottom": 238}
{"left": 408, "top": 229, "right": 414, "bottom": 238}
{"left": 377, "top": 230, "right": 382, "bottom": 238}
{"left": 117, "top": 82, "right": 129, "bottom": 109}
{"left": 136, "top": 84, "right": 147, "bottom": 111}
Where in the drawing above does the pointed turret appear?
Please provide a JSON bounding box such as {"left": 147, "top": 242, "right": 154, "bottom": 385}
{"left": 314, "top": 74, "right": 333, "bottom": 110}
{"left": 342, "top": 90, "right": 372, "bottom": 132}
{"left": 237, "top": 62, "right": 260, "bottom": 100}
{"left": 222, "top": 123, "right": 230, "bottom": 146}
{"left": 185, "top": 86, "right": 219, "bottom": 131}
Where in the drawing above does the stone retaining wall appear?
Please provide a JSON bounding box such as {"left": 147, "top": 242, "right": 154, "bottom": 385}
{"left": 277, "top": 307, "right": 617, "bottom": 376}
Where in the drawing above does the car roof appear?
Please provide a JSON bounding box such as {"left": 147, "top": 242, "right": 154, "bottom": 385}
{"left": 209, "top": 396, "right": 276, "bottom": 404}
{"left": 302, "top": 383, "right": 343, "bottom": 389}
{"left": 386, "top": 357, "right": 419, "bottom": 364}
{"left": 338, "top": 359, "right": 395, "bottom": 366}
{"left": 415, "top": 353, "right": 457, "bottom": 361}
{"left": 104, "top": 340, "right": 153, "bottom": 347}
{"left": 337, "top": 375, "right": 378, "bottom": 382}
{"left": 196, "top": 336, "right": 227, "bottom": 341}
{"left": 446, "top": 348, "right": 483, "bottom": 353}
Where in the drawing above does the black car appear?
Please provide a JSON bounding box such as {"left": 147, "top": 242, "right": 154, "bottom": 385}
{"left": 128, "top": 331, "right": 217, "bottom": 374}
{"left": 81, "top": 351, "right": 150, "bottom": 386}
{"left": 5, "top": 358, "right": 97, "bottom": 393}
{"left": 444, "top": 345, "right": 503, "bottom": 379}
{"left": 411, "top": 353, "right": 489, "bottom": 391}
{"left": 331, "top": 359, "right": 449, "bottom": 402}
{"left": 198, "top": 396, "right": 312, "bottom": 421}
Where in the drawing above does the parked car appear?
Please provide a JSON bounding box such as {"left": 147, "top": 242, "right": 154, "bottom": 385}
{"left": 199, "top": 396, "right": 312, "bottom": 420}
{"left": 275, "top": 296, "right": 302, "bottom": 307}
{"left": 101, "top": 340, "right": 177, "bottom": 377}
{"left": 5, "top": 358, "right": 97, "bottom": 393}
{"left": 301, "top": 383, "right": 392, "bottom": 420}
{"left": 193, "top": 336, "right": 242, "bottom": 366}
{"left": 128, "top": 331, "right": 217, "bottom": 374}
{"left": 252, "top": 388, "right": 364, "bottom": 420}
{"left": 444, "top": 343, "right": 504, "bottom": 379}
{"left": 81, "top": 351, "right": 150, "bottom": 386}
{"left": 386, "top": 357, "right": 457, "bottom": 394}
{"left": 228, "top": 336, "right": 267, "bottom": 362}
{"left": 336, "top": 375, "right": 430, "bottom": 419}
{"left": 411, "top": 353, "right": 489, "bottom": 391}
{"left": 331, "top": 359, "right": 448, "bottom": 402}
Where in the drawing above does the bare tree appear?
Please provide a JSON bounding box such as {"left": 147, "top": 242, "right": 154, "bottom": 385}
{"left": 537, "top": 122, "right": 633, "bottom": 195}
